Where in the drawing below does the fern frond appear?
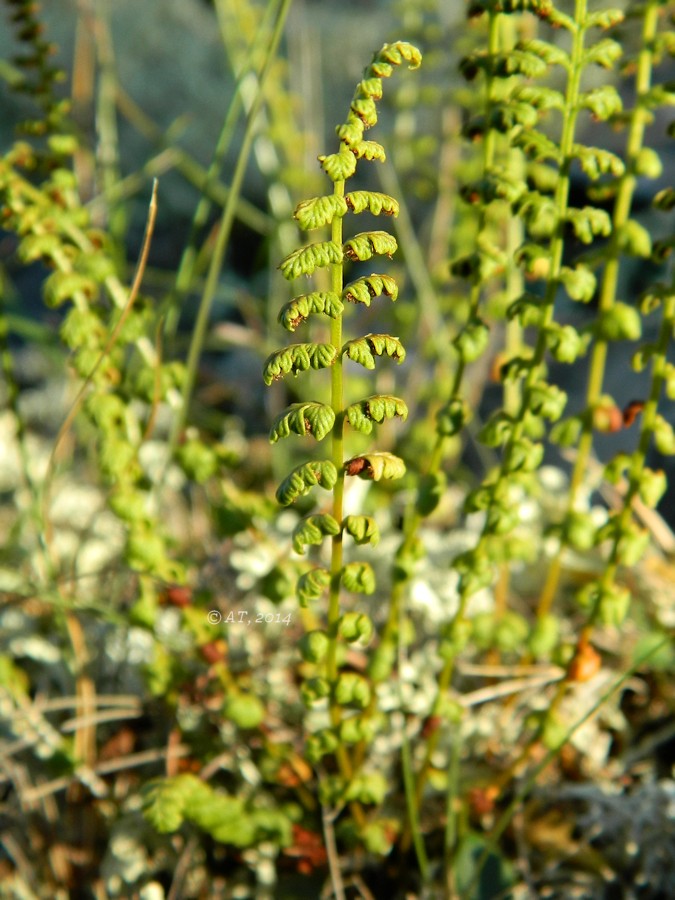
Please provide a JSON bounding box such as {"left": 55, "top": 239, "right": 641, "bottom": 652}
{"left": 297, "top": 567, "right": 331, "bottom": 607}
{"left": 572, "top": 144, "right": 625, "bottom": 179}
{"left": 341, "top": 562, "right": 376, "bottom": 594}
{"left": 566, "top": 207, "right": 612, "bottom": 244}
{"left": 293, "top": 514, "right": 341, "bottom": 554}
{"left": 346, "top": 395, "right": 408, "bottom": 435}
{"left": 343, "top": 231, "right": 398, "bottom": 262}
{"left": 270, "top": 402, "right": 335, "bottom": 443}
{"left": 344, "top": 452, "right": 406, "bottom": 481}
{"left": 276, "top": 461, "right": 338, "bottom": 506}
{"left": 345, "top": 191, "right": 399, "bottom": 217}
{"left": 352, "top": 140, "right": 387, "bottom": 162}
{"left": 262, "top": 343, "right": 338, "bottom": 384}
{"left": 343, "top": 273, "right": 398, "bottom": 306}
{"left": 279, "top": 241, "right": 343, "bottom": 280}
{"left": 319, "top": 144, "right": 357, "bottom": 182}
{"left": 342, "top": 515, "right": 380, "bottom": 546}
{"left": 583, "top": 38, "right": 622, "bottom": 70}
{"left": 278, "top": 292, "right": 344, "bottom": 332}
{"left": 342, "top": 334, "right": 406, "bottom": 369}
{"left": 294, "top": 195, "right": 348, "bottom": 230}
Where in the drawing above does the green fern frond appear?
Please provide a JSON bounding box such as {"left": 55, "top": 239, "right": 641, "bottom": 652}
{"left": 344, "top": 452, "right": 406, "bottom": 481}
{"left": 343, "top": 231, "right": 398, "bottom": 262}
{"left": 294, "top": 195, "right": 349, "bottom": 230}
{"left": 279, "top": 241, "right": 343, "bottom": 279}
{"left": 262, "top": 343, "right": 338, "bottom": 384}
{"left": 278, "top": 291, "right": 344, "bottom": 331}
{"left": 343, "top": 515, "right": 380, "bottom": 546}
{"left": 297, "top": 567, "right": 331, "bottom": 606}
{"left": 343, "top": 273, "right": 398, "bottom": 306}
{"left": 270, "top": 402, "right": 336, "bottom": 442}
{"left": 342, "top": 334, "right": 406, "bottom": 369}
{"left": 345, "top": 191, "right": 399, "bottom": 217}
{"left": 276, "top": 461, "right": 338, "bottom": 506}
{"left": 346, "top": 395, "right": 408, "bottom": 435}
{"left": 293, "top": 514, "right": 341, "bottom": 554}
{"left": 341, "top": 562, "right": 376, "bottom": 595}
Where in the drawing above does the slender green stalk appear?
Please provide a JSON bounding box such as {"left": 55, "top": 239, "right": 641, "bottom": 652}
{"left": 443, "top": 723, "right": 463, "bottom": 899}
{"left": 405, "top": 7, "right": 506, "bottom": 816}
{"left": 583, "top": 282, "right": 675, "bottom": 630}
{"left": 397, "top": 550, "right": 430, "bottom": 883}
{"left": 327, "top": 178, "right": 348, "bottom": 766}
{"left": 537, "top": 0, "right": 662, "bottom": 619}
{"left": 163, "top": 0, "right": 283, "bottom": 338}
{"left": 170, "top": 0, "right": 293, "bottom": 453}
{"left": 373, "top": 11, "right": 506, "bottom": 703}
{"left": 91, "top": 1, "right": 126, "bottom": 244}
{"left": 114, "top": 87, "right": 273, "bottom": 236}
{"left": 401, "top": 713, "right": 430, "bottom": 883}
{"left": 327, "top": 184, "right": 345, "bottom": 579}
{"left": 499, "top": 0, "right": 586, "bottom": 451}
{"left": 411, "top": 0, "right": 596, "bottom": 824}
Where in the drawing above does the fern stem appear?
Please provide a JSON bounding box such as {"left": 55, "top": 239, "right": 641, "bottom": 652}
{"left": 407, "top": 7, "right": 504, "bottom": 820}
{"left": 536, "top": 0, "right": 660, "bottom": 619}
{"left": 586, "top": 285, "right": 675, "bottom": 630}
{"left": 328, "top": 178, "right": 345, "bottom": 706}
{"left": 413, "top": 0, "right": 591, "bottom": 825}
{"left": 443, "top": 721, "right": 463, "bottom": 899}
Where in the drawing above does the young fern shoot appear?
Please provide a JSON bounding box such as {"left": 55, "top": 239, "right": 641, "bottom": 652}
{"left": 264, "top": 42, "right": 421, "bottom": 801}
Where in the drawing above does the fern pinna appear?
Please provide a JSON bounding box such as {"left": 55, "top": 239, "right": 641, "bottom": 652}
{"left": 263, "top": 42, "right": 421, "bottom": 804}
